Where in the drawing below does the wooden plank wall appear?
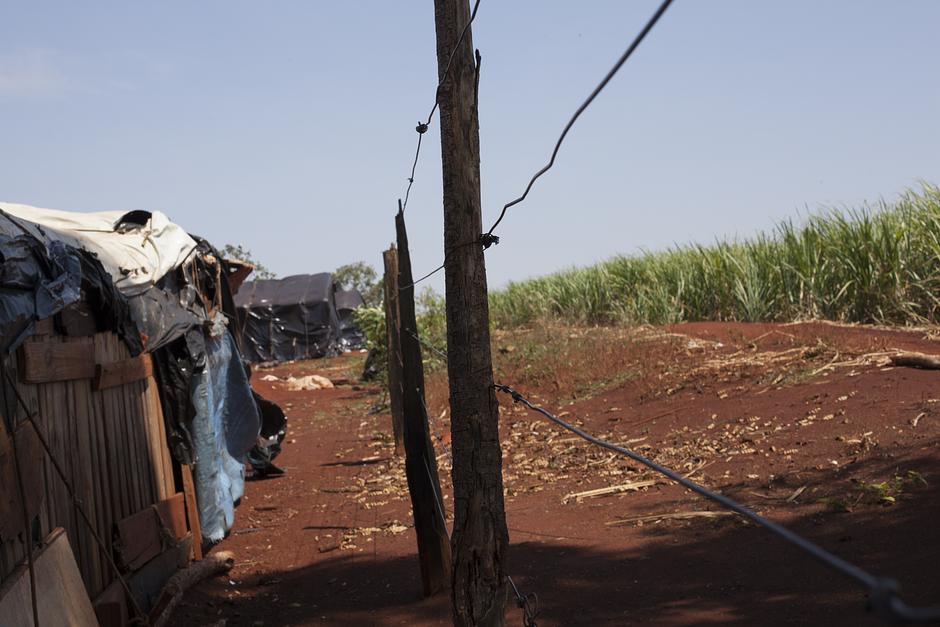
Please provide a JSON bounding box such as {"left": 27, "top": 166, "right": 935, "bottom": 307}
{"left": 0, "top": 330, "right": 176, "bottom": 599}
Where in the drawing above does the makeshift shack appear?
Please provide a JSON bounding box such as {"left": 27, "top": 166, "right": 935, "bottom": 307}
{"left": 0, "top": 202, "right": 272, "bottom": 626}
{"left": 235, "top": 273, "right": 346, "bottom": 362}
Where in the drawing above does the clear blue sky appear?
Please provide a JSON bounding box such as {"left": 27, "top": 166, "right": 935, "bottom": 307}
{"left": 2, "top": 1, "right": 938, "bottom": 291}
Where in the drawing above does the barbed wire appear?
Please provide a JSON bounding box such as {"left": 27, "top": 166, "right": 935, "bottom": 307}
{"left": 400, "top": 0, "right": 483, "bottom": 213}
{"left": 493, "top": 383, "right": 940, "bottom": 624}
{"left": 485, "top": 0, "right": 674, "bottom": 237}
{"left": 407, "top": 0, "right": 671, "bottom": 284}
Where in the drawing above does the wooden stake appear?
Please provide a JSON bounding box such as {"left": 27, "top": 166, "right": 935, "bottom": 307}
{"left": 432, "top": 1, "right": 509, "bottom": 623}
{"left": 382, "top": 246, "right": 406, "bottom": 454}
{"left": 179, "top": 465, "right": 202, "bottom": 561}
{"left": 396, "top": 208, "right": 452, "bottom": 597}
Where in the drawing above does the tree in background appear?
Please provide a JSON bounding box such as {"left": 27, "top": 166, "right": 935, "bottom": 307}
{"left": 221, "top": 244, "right": 277, "bottom": 280}
{"left": 333, "top": 261, "right": 382, "bottom": 306}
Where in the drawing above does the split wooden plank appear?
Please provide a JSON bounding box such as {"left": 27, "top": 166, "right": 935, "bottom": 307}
{"left": 154, "top": 494, "right": 187, "bottom": 542}
{"left": 114, "top": 506, "right": 163, "bottom": 572}
{"left": 17, "top": 337, "right": 96, "bottom": 383}
{"left": 179, "top": 465, "right": 202, "bottom": 560}
{"left": 93, "top": 578, "right": 129, "bottom": 627}
{"left": 88, "top": 355, "right": 117, "bottom": 589}
{"left": 64, "top": 377, "right": 95, "bottom": 593}
{"left": 0, "top": 421, "right": 43, "bottom": 541}
{"left": 139, "top": 377, "right": 166, "bottom": 503}
{"left": 94, "top": 354, "right": 153, "bottom": 391}
{"left": 145, "top": 377, "right": 176, "bottom": 500}
{"left": 0, "top": 528, "right": 99, "bottom": 627}
{"left": 127, "top": 534, "right": 192, "bottom": 615}
{"left": 33, "top": 317, "right": 55, "bottom": 336}
{"left": 114, "top": 492, "right": 189, "bottom": 574}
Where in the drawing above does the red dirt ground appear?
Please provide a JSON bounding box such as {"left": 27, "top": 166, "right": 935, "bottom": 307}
{"left": 168, "top": 322, "right": 940, "bottom": 626}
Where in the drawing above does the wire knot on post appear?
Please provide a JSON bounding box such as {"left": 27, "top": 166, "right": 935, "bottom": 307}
{"left": 416, "top": 122, "right": 429, "bottom": 134}
{"left": 507, "top": 575, "right": 539, "bottom": 627}
{"left": 479, "top": 233, "right": 500, "bottom": 249}
{"left": 493, "top": 383, "right": 522, "bottom": 403}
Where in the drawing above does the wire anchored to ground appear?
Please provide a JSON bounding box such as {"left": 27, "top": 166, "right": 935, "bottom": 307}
{"left": 493, "top": 382, "right": 940, "bottom": 624}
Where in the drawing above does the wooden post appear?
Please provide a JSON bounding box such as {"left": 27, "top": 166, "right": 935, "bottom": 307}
{"left": 382, "top": 246, "right": 405, "bottom": 454}
{"left": 432, "top": 1, "right": 509, "bottom": 624}
{"left": 396, "top": 208, "right": 452, "bottom": 597}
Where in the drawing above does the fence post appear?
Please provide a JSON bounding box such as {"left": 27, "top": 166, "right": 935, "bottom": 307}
{"left": 382, "top": 245, "right": 405, "bottom": 455}
{"left": 395, "top": 206, "right": 452, "bottom": 597}
{"left": 432, "top": 0, "right": 510, "bottom": 623}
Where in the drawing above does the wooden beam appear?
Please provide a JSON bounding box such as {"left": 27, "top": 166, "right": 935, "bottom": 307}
{"left": 382, "top": 245, "right": 405, "bottom": 454}
{"left": 17, "top": 338, "right": 95, "bottom": 383}
{"left": 179, "top": 465, "right": 202, "bottom": 560}
{"left": 395, "top": 209, "right": 452, "bottom": 597}
{"left": 0, "top": 421, "right": 43, "bottom": 540}
{"left": 94, "top": 354, "right": 153, "bottom": 391}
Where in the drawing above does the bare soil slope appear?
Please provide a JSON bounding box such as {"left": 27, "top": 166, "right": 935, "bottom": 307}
{"left": 170, "top": 322, "right": 940, "bottom": 626}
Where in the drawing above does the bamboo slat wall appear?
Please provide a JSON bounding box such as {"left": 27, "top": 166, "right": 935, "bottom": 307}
{"left": 0, "top": 329, "right": 176, "bottom": 599}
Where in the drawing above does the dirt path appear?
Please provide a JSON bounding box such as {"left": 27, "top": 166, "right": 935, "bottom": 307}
{"left": 170, "top": 322, "right": 940, "bottom": 626}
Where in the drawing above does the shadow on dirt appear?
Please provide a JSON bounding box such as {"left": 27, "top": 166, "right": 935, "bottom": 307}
{"left": 174, "top": 448, "right": 939, "bottom": 626}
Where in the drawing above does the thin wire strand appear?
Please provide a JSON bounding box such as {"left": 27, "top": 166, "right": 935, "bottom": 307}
{"left": 485, "top": 0, "right": 674, "bottom": 236}
{"left": 493, "top": 383, "right": 940, "bottom": 624}
{"left": 399, "top": 262, "right": 445, "bottom": 292}
{"left": 507, "top": 574, "right": 540, "bottom": 627}
{"left": 400, "top": 0, "right": 483, "bottom": 212}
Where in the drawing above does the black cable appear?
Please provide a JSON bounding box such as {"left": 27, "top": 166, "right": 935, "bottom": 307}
{"left": 493, "top": 383, "right": 940, "bottom": 624}
{"left": 485, "top": 0, "right": 674, "bottom": 237}
{"left": 401, "top": 0, "right": 483, "bottom": 212}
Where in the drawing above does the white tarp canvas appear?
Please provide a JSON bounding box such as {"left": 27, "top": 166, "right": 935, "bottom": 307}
{"left": 0, "top": 202, "right": 198, "bottom": 296}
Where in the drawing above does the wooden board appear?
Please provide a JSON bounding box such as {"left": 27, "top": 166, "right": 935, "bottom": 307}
{"left": 127, "top": 535, "right": 192, "bottom": 615}
{"left": 93, "top": 354, "right": 153, "bottom": 391}
{"left": 17, "top": 338, "right": 96, "bottom": 383}
{"left": 179, "top": 465, "right": 202, "bottom": 560}
{"left": 32, "top": 318, "right": 55, "bottom": 336}
{"left": 0, "top": 422, "right": 43, "bottom": 541}
{"left": 0, "top": 528, "right": 99, "bottom": 627}
{"left": 93, "top": 579, "right": 128, "bottom": 627}
{"left": 113, "top": 507, "right": 162, "bottom": 573}
{"left": 57, "top": 302, "right": 98, "bottom": 338}
{"left": 154, "top": 494, "right": 187, "bottom": 542}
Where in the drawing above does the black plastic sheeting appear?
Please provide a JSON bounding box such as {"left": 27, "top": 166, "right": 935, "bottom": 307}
{"left": 334, "top": 288, "right": 365, "bottom": 349}
{"left": 234, "top": 273, "right": 343, "bottom": 363}
{"left": 0, "top": 211, "right": 142, "bottom": 355}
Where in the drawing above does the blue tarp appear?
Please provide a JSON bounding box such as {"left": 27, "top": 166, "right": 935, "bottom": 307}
{"left": 191, "top": 326, "right": 261, "bottom": 542}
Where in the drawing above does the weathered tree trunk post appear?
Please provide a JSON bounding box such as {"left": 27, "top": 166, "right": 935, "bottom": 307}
{"left": 432, "top": 0, "right": 509, "bottom": 624}
{"left": 396, "top": 209, "right": 452, "bottom": 597}
{"left": 382, "top": 245, "right": 405, "bottom": 454}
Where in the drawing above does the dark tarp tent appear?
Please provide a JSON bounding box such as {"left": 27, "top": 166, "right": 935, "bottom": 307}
{"left": 235, "top": 273, "right": 343, "bottom": 362}
{"left": 334, "top": 288, "right": 365, "bottom": 349}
